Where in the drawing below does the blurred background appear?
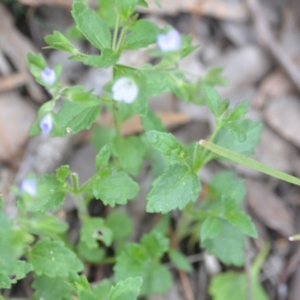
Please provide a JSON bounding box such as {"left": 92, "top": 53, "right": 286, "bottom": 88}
{"left": 1, "top": 0, "right": 300, "bottom": 299}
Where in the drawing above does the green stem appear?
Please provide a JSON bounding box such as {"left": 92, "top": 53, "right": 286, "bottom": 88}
{"left": 112, "top": 15, "right": 120, "bottom": 51}
{"left": 71, "top": 172, "right": 88, "bottom": 220}
{"left": 116, "top": 26, "right": 127, "bottom": 52}
{"left": 112, "top": 103, "right": 121, "bottom": 138}
{"left": 196, "top": 126, "right": 220, "bottom": 170}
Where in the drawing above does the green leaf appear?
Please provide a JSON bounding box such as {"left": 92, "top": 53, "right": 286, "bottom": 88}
{"left": 200, "top": 83, "right": 221, "bottom": 116}
{"left": 80, "top": 217, "right": 112, "bottom": 248}
{"left": 27, "top": 52, "right": 46, "bottom": 70}
{"left": 44, "top": 30, "right": 78, "bottom": 53}
{"left": 81, "top": 221, "right": 109, "bottom": 252}
{"left": 209, "top": 171, "right": 246, "bottom": 204}
{"left": 29, "top": 239, "right": 83, "bottom": 277}
{"left": 202, "top": 220, "right": 245, "bottom": 266}
{"left": 29, "top": 175, "right": 66, "bottom": 213}
{"left": 105, "top": 211, "right": 133, "bottom": 241}
{"left": 225, "top": 211, "right": 257, "bottom": 238}
{"left": 141, "top": 231, "right": 169, "bottom": 258}
{"left": 147, "top": 164, "right": 201, "bottom": 213}
{"left": 114, "top": 244, "right": 150, "bottom": 282}
{"left": 77, "top": 241, "right": 105, "bottom": 263}
{"left": 55, "top": 165, "right": 71, "bottom": 182}
{"left": 228, "top": 101, "right": 249, "bottom": 121}
{"left": 96, "top": 145, "right": 111, "bottom": 171}
{"left": 200, "top": 139, "right": 300, "bottom": 187}
{"left": 32, "top": 275, "right": 73, "bottom": 300}
{"left": 226, "top": 122, "right": 247, "bottom": 142}
{"left": 123, "top": 20, "right": 159, "bottom": 50}
{"left": 202, "top": 67, "right": 229, "bottom": 86}
{"left": 71, "top": 2, "right": 111, "bottom": 50}
{"left": 200, "top": 216, "right": 221, "bottom": 242}
{"left": 93, "top": 171, "right": 140, "bottom": 206}
{"left": 141, "top": 110, "right": 165, "bottom": 132}
{"left": 115, "top": 0, "right": 137, "bottom": 19}
{"left": 209, "top": 271, "right": 268, "bottom": 300}
{"left": 168, "top": 249, "right": 192, "bottom": 272}
{"left": 109, "top": 277, "right": 143, "bottom": 300}
{"left": 70, "top": 49, "right": 119, "bottom": 68}
{"left": 111, "top": 136, "right": 146, "bottom": 176}
{"left": 92, "top": 280, "right": 112, "bottom": 300}
{"left": 142, "top": 263, "right": 172, "bottom": 296}
{"left": 145, "top": 130, "right": 180, "bottom": 156}
{"left": 28, "top": 214, "right": 68, "bottom": 238}
{"left": 214, "top": 119, "right": 262, "bottom": 155}
{"left": 56, "top": 99, "right": 101, "bottom": 136}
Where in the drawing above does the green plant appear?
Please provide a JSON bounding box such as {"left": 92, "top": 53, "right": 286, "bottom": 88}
{"left": 1, "top": 0, "right": 298, "bottom": 299}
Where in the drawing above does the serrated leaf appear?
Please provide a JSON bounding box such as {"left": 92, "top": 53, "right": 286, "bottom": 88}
{"left": 209, "top": 171, "right": 246, "bottom": 204}
{"left": 142, "top": 68, "right": 170, "bottom": 97}
{"left": 141, "top": 110, "right": 165, "bottom": 132}
{"left": 44, "top": 30, "right": 77, "bottom": 53}
{"left": 29, "top": 175, "right": 66, "bottom": 213}
{"left": 105, "top": 211, "right": 133, "bottom": 241}
{"left": 228, "top": 101, "right": 249, "bottom": 121}
{"left": 111, "top": 136, "right": 145, "bottom": 176}
{"left": 109, "top": 277, "right": 143, "bottom": 300}
{"left": 141, "top": 231, "right": 169, "bottom": 258}
{"left": 114, "top": 244, "right": 150, "bottom": 282}
{"left": 202, "top": 220, "right": 245, "bottom": 266}
{"left": 227, "top": 122, "right": 247, "bottom": 142}
{"left": 200, "top": 216, "right": 221, "bottom": 242}
{"left": 56, "top": 99, "right": 101, "bottom": 136}
{"left": 141, "top": 263, "right": 172, "bottom": 296}
{"left": 226, "top": 211, "right": 257, "bottom": 238}
{"left": 147, "top": 164, "right": 201, "bottom": 213}
{"left": 168, "top": 249, "right": 192, "bottom": 272}
{"left": 145, "top": 130, "right": 180, "bottom": 156}
{"left": 77, "top": 241, "right": 105, "bottom": 264}
{"left": 214, "top": 119, "right": 262, "bottom": 155}
{"left": 93, "top": 171, "right": 139, "bottom": 206}
{"left": 92, "top": 280, "right": 112, "bottom": 300}
{"left": 56, "top": 165, "right": 71, "bottom": 182}
{"left": 96, "top": 145, "right": 111, "bottom": 171}
{"left": 123, "top": 20, "right": 158, "bottom": 50}
{"left": 29, "top": 239, "right": 83, "bottom": 277}
{"left": 71, "top": 2, "right": 111, "bottom": 50}
{"left": 80, "top": 217, "right": 112, "bottom": 248}
{"left": 201, "top": 83, "right": 221, "bottom": 116}
{"left": 32, "top": 275, "right": 73, "bottom": 300}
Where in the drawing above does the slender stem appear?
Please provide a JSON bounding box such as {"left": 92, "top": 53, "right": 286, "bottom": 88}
{"left": 71, "top": 172, "right": 88, "bottom": 220}
{"left": 112, "top": 103, "right": 121, "bottom": 138}
{"left": 116, "top": 26, "right": 127, "bottom": 52}
{"left": 112, "top": 15, "right": 120, "bottom": 51}
{"left": 196, "top": 126, "right": 220, "bottom": 170}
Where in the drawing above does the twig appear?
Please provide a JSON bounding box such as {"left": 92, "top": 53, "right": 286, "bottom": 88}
{"left": 245, "top": 0, "right": 300, "bottom": 93}
{"left": 0, "top": 72, "right": 29, "bottom": 93}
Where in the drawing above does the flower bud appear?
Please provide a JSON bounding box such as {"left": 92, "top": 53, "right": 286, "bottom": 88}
{"left": 40, "top": 67, "right": 56, "bottom": 86}
{"left": 157, "top": 29, "right": 181, "bottom": 52}
{"left": 112, "top": 77, "right": 139, "bottom": 104}
{"left": 40, "top": 113, "right": 53, "bottom": 134}
{"left": 21, "top": 179, "right": 37, "bottom": 196}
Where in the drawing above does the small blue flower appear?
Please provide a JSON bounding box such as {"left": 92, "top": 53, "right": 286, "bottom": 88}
{"left": 112, "top": 77, "right": 139, "bottom": 104}
{"left": 40, "top": 113, "right": 53, "bottom": 134}
{"left": 40, "top": 67, "right": 56, "bottom": 86}
{"left": 157, "top": 29, "right": 181, "bottom": 52}
{"left": 21, "top": 179, "right": 37, "bottom": 196}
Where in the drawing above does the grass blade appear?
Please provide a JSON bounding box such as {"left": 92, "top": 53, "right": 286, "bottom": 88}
{"left": 199, "top": 140, "right": 300, "bottom": 186}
